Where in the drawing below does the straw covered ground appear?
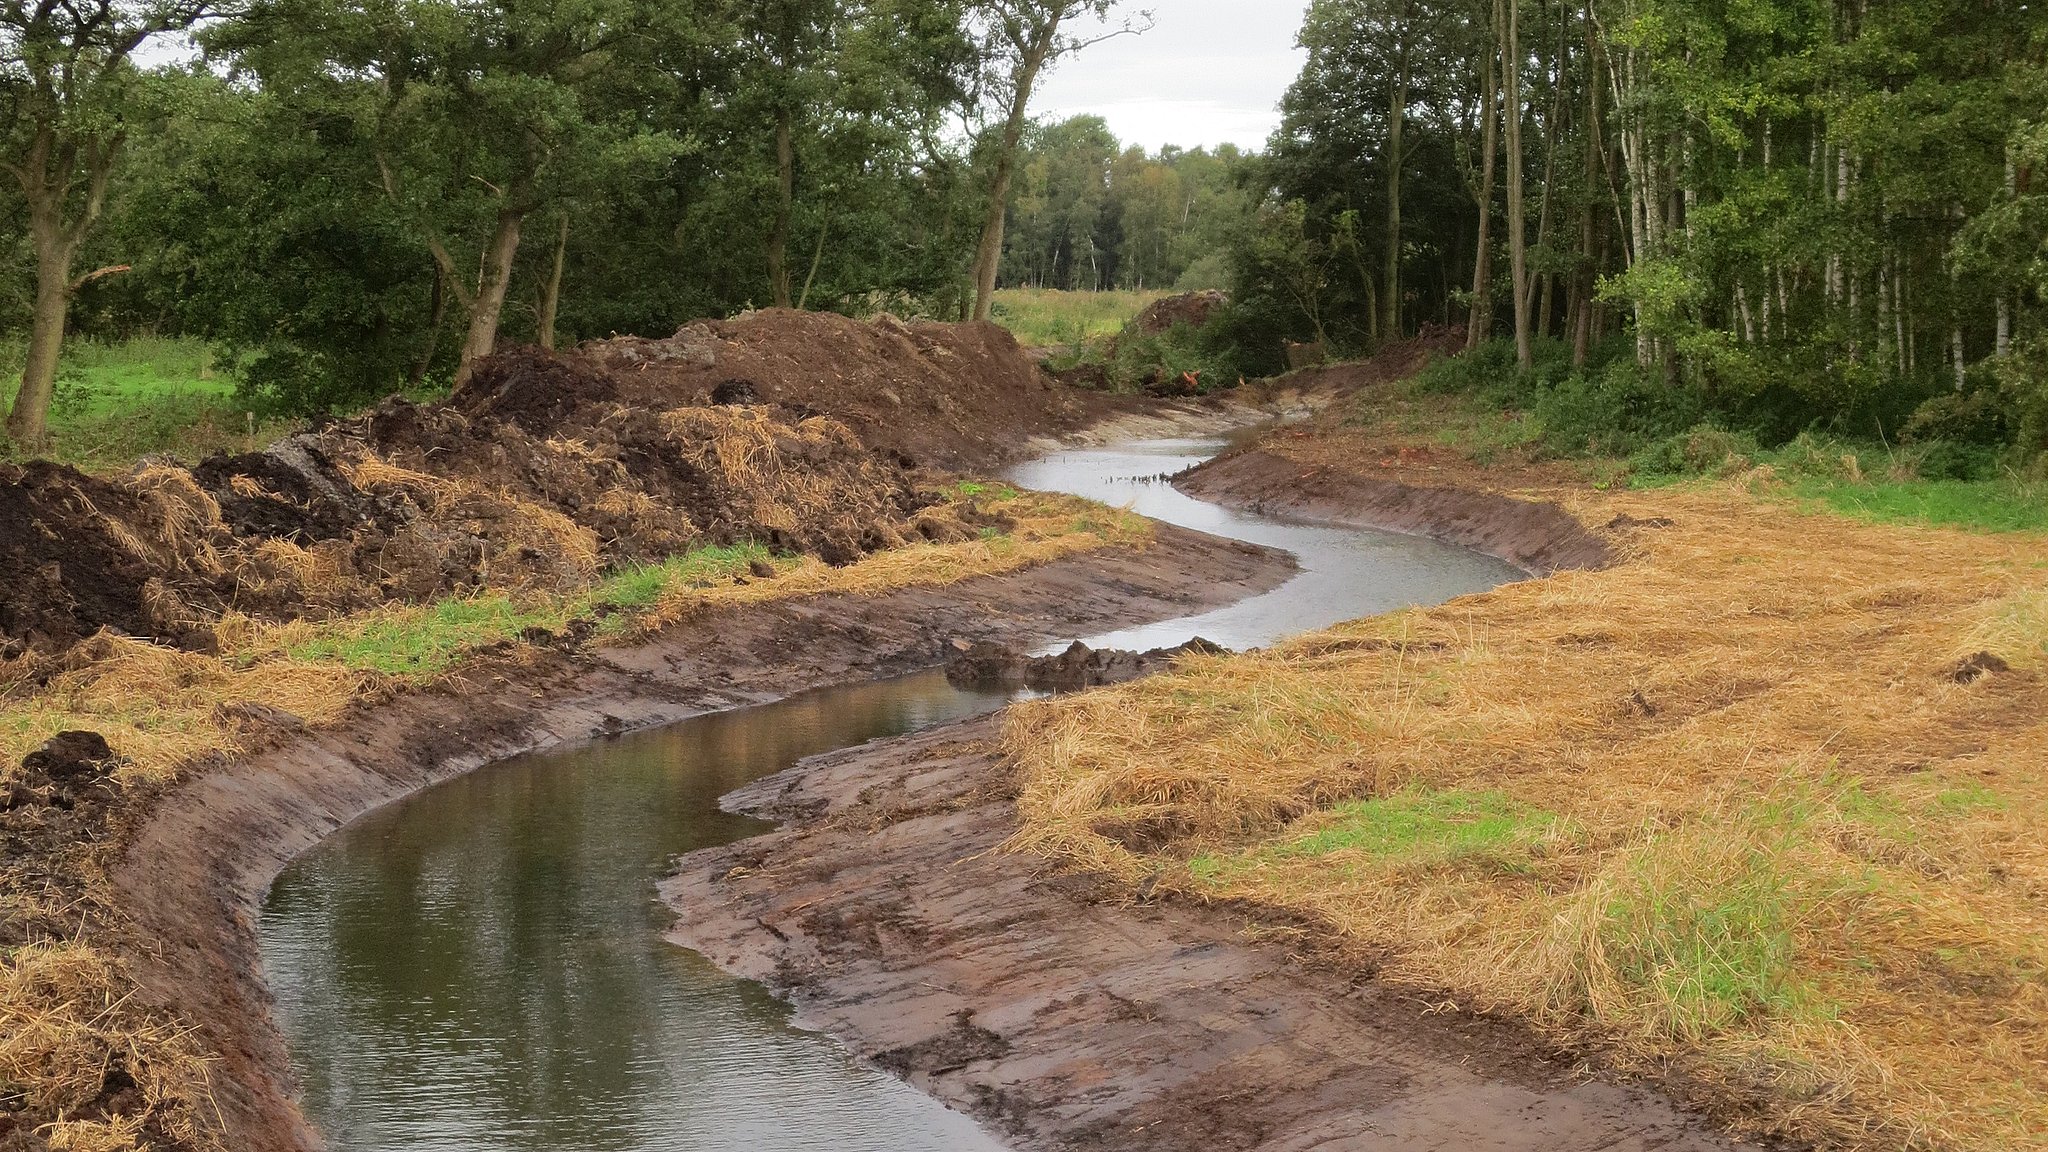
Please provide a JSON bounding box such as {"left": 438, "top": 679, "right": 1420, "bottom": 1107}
{"left": 1006, "top": 446, "right": 2048, "bottom": 1151}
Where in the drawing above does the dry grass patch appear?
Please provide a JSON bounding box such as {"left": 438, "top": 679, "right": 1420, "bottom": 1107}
{"left": 1006, "top": 484, "right": 2048, "bottom": 1151}
{"left": 2, "top": 490, "right": 1146, "bottom": 786}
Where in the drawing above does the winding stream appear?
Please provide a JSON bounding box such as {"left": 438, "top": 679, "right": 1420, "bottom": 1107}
{"left": 257, "top": 438, "right": 1521, "bottom": 1150}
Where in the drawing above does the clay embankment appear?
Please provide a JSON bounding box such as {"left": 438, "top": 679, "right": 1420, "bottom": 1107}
{"left": 114, "top": 525, "right": 1292, "bottom": 1151}
{"left": 662, "top": 467, "right": 1754, "bottom": 1149}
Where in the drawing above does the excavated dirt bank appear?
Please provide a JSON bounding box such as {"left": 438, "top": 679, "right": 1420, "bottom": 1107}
{"left": 665, "top": 722, "right": 1753, "bottom": 1152}
{"left": 0, "top": 312, "right": 1122, "bottom": 657}
{"left": 110, "top": 525, "right": 1291, "bottom": 1152}
{"left": 1175, "top": 448, "right": 1614, "bottom": 575}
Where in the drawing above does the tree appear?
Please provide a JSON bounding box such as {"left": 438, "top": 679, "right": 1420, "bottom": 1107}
{"left": 214, "top": 0, "right": 699, "bottom": 388}
{"left": 1, "top": 0, "right": 209, "bottom": 448}
{"left": 965, "top": 0, "right": 1147, "bottom": 322}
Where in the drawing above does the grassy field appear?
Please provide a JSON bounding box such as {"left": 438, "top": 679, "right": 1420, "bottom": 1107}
{"left": 0, "top": 336, "right": 298, "bottom": 472}
{"left": 1007, "top": 416, "right": 2048, "bottom": 1151}
{"left": 987, "top": 288, "right": 1166, "bottom": 347}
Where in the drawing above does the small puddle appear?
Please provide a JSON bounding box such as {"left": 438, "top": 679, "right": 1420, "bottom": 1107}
{"left": 259, "top": 439, "right": 1522, "bottom": 1149}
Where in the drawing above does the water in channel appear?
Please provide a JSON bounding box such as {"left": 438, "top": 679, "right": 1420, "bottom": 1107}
{"left": 258, "top": 439, "right": 1523, "bottom": 1150}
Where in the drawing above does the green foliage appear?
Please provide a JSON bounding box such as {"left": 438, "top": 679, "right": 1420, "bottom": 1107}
{"left": 997, "top": 116, "right": 1254, "bottom": 294}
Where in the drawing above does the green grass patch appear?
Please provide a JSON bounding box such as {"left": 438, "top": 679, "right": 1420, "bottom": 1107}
{"left": 1599, "top": 836, "right": 1829, "bottom": 1040}
{"left": 278, "top": 543, "right": 778, "bottom": 677}
{"left": 1281, "top": 789, "right": 1556, "bottom": 866}
{"left": 281, "top": 596, "right": 554, "bottom": 679}
{"left": 583, "top": 545, "right": 773, "bottom": 612}
{"left": 1792, "top": 476, "right": 2048, "bottom": 534}
{"left": 0, "top": 335, "right": 301, "bottom": 473}
{"left": 989, "top": 288, "right": 1165, "bottom": 347}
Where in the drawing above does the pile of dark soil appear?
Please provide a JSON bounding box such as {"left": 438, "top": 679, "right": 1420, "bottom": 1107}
{"left": 945, "top": 638, "right": 1227, "bottom": 691}
{"left": 1120, "top": 290, "right": 1229, "bottom": 339}
{"left": 1280, "top": 323, "right": 1466, "bottom": 390}
{"left": 1, "top": 312, "right": 1100, "bottom": 657}
{"left": 585, "top": 309, "right": 1121, "bottom": 471}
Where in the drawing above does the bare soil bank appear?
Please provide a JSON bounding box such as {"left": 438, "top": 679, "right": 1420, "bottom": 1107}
{"left": 1175, "top": 447, "right": 1614, "bottom": 575}
{"left": 110, "top": 524, "right": 1292, "bottom": 1152}
{"left": 665, "top": 721, "right": 1752, "bottom": 1152}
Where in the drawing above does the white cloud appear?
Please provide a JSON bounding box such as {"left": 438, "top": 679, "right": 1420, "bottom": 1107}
{"left": 1032, "top": 0, "right": 1311, "bottom": 153}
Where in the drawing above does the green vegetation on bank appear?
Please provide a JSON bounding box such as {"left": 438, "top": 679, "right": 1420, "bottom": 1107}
{"left": 275, "top": 544, "right": 776, "bottom": 679}
{"left": 1395, "top": 337, "right": 2048, "bottom": 533}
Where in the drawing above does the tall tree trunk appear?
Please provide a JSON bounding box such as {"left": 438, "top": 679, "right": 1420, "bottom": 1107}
{"left": 797, "top": 214, "right": 829, "bottom": 311}
{"left": 1502, "top": 0, "right": 1532, "bottom": 368}
{"left": 770, "top": 106, "right": 795, "bottom": 309}
{"left": 5, "top": 129, "right": 119, "bottom": 449}
{"left": 538, "top": 213, "right": 569, "bottom": 351}
{"left": 972, "top": 22, "right": 1059, "bottom": 323}
{"left": 1997, "top": 149, "right": 2016, "bottom": 357}
{"left": 1468, "top": 38, "right": 1500, "bottom": 350}
{"left": 409, "top": 264, "right": 449, "bottom": 388}
{"left": 5, "top": 221, "right": 77, "bottom": 448}
{"left": 1385, "top": 38, "right": 1411, "bottom": 342}
{"left": 1534, "top": 1, "right": 1565, "bottom": 340}
{"left": 1572, "top": 19, "right": 1600, "bottom": 369}
{"left": 455, "top": 207, "right": 525, "bottom": 388}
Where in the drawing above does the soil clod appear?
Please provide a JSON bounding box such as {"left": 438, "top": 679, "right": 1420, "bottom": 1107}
{"left": 945, "top": 638, "right": 1227, "bottom": 691}
{"left": 1952, "top": 651, "right": 2011, "bottom": 683}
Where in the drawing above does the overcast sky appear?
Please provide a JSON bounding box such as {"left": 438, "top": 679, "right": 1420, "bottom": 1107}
{"left": 1032, "top": 1, "right": 1312, "bottom": 155}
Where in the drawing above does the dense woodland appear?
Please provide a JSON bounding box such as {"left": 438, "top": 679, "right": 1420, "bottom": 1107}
{"left": 1235, "top": 0, "right": 2048, "bottom": 464}
{"left": 4, "top": 0, "right": 2046, "bottom": 465}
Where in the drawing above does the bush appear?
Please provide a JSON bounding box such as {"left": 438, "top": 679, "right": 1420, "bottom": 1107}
{"left": 1534, "top": 360, "right": 1704, "bottom": 457}
{"left": 1910, "top": 440, "right": 2003, "bottom": 482}
{"left": 1629, "top": 423, "right": 1760, "bottom": 479}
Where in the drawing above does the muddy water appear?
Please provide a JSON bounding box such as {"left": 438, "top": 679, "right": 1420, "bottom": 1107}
{"left": 259, "top": 440, "right": 1521, "bottom": 1150}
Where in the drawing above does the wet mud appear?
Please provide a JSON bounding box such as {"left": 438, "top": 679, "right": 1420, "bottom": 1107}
{"left": 665, "top": 720, "right": 1755, "bottom": 1152}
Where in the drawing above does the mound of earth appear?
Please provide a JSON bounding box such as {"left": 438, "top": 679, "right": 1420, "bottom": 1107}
{"left": 1121, "top": 290, "right": 1229, "bottom": 339}
{"left": 583, "top": 309, "right": 1121, "bottom": 471}
{"left": 1, "top": 313, "right": 1101, "bottom": 658}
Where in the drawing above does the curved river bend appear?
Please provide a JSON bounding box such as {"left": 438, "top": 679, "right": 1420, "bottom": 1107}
{"left": 258, "top": 438, "right": 1520, "bottom": 1150}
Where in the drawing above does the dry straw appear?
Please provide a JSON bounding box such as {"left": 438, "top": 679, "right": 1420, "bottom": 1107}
{"left": 1006, "top": 483, "right": 2048, "bottom": 1152}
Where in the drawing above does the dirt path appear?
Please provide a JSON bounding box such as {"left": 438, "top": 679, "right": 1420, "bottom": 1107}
{"left": 111, "top": 524, "right": 1291, "bottom": 1152}
{"left": 665, "top": 721, "right": 1755, "bottom": 1152}
{"left": 663, "top": 460, "right": 1761, "bottom": 1151}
